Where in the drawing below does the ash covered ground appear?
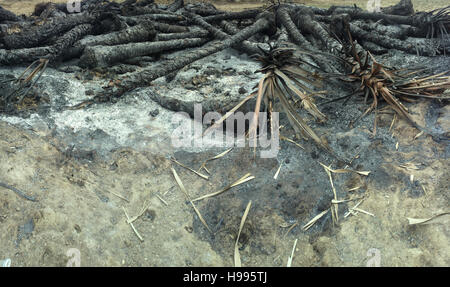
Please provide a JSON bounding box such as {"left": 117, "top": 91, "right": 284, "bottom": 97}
{"left": 0, "top": 43, "right": 448, "bottom": 266}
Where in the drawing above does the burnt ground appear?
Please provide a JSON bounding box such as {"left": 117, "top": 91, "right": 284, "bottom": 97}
{"left": 0, "top": 44, "right": 449, "bottom": 266}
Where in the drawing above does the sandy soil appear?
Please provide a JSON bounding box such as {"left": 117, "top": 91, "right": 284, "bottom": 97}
{"left": 0, "top": 105, "right": 448, "bottom": 266}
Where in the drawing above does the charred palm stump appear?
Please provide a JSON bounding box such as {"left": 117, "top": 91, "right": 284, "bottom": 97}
{"left": 79, "top": 37, "right": 208, "bottom": 68}
{"left": 84, "top": 14, "right": 273, "bottom": 105}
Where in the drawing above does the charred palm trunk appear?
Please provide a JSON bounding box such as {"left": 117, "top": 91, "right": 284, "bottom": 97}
{"left": 91, "top": 15, "right": 273, "bottom": 103}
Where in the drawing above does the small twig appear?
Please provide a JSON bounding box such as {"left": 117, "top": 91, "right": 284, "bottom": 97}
{"left": 122, "top": 206, "right": 144, "bottom": 242}
{"left": 126, "top": 200, "right": 151, "bottom": 224}
{"left": 156, "top": 194, "right": 168, "bottom": 206}
{"left": 170, "top": 157, "right": 209, "bottom": 180}
{"left": 0, "top": 182, "right": 37, "bottom": 202}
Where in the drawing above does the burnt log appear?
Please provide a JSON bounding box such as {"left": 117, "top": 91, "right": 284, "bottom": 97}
{"left": 88, "top": 14, "right": 274, "bottom": 104}
{"left": 154, "top": 30, "right": 210, "bottom": 41}
{"left": 0, "top": 5, "right": 21, "bottom": 22}
{"left": 203, "top": 9, "right": 262, "bottom": 22}
{"left": 382, "top": 0, "right": 414, "bottom": 16}
{"left": 0, "top": 24, "right": 94, "bottom": 64}
{"left": 167, "top": 0, "right": 184, "bottom": 13}
{"left": 62, "top": 22, "right": 156, "bottom": 60}
{"left": 79, "top": 37, "right": 208, "bottom": 68}
{"left": 3, "top": 12, "right": 95, "bottom": 49}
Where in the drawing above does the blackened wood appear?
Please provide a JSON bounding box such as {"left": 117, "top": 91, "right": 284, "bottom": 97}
{"left": 349, "top": 23, "right": 440, "bottom": 56}
{"left": 62, "top": 22, "right": 156, "bottom": 59}
{"left": 0, "top": 24, "right": 93, "bottom": 64}
{"left": 3, "top": 12, "right": 94, "bottom": 49}
{"left": 382, "top": 0, "right": 414, "bottom": 16}
{"left": 293, "top": 9, "right": 343, "bottom": 54}
{"left": 188, "top": 12, "right": 261, "bottom": 56}
{"left": 167, "top": 0, "right": 184, "bottom": 12}
{"left": 119, "top": 15, "right": 188, "bottom": 33}
{"left": 91, "top": 15, "right": 272, "bottom": 103}
{"left": 155, "top": 30, "right": 209, "bottom": 41}
{"left": 203, "top": 9, "right": 262, "bottom": 22}
{"left": 80, "top": 38, "right": 207, "bottom": 68}
{"left": 276, "top": 7, "right": 314, "bottom": 50}
{"left": 0, "top": 5, "right": 20, "bottom": 22}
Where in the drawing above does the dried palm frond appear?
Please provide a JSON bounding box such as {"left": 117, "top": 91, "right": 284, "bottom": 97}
{"left": 206, "top": 44, "right": 336, "bottom": 156}
{"left": 344, "top": 33, "right": 450, "bottom": 138}
{"left": 424, "top": 6, "right": 450, "bottom": 42}
{"left": 0, "top": 58, "right": 49, "bottom": 113}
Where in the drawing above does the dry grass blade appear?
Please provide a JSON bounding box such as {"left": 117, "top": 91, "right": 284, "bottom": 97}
{"left": 156, "top": 194, "right": 168, "bottom": 206}
{"left": 192, "top": 173, "right": 255, "bottom": 202}
{"left": 198, "top": 148, "right": 233, "bottom": 174}
{"left": 171, "top": 157, "right": 209, "bottom": 180}
{"left": 108, "top": 190, "right": 129, "bottom": 202}
{"left": 323, "top": 165, "right": 338, "bottom": 225}
{"left": 203, "top": 93, "right": 257, "bottom": 136}
{"left": 274, "top": 160, "right": 284, "bottom": 180}
{"left": 286, "top": 239, "right": 298, "bottom": 267}
{"left": 347, "top": 186, "right": 361, "bottom": 192}
{"left": 171, "top": 167, "right": 212, "bottom": 233}
{"left": 235, "top": 200, "right": 252, "bottom": 267}
{"left": 303, "top": 209, "right": 329, "bottom": 231}
{"left": 274, "top": 69, "right": 327, "bottom": 122}
{"left": 407, "top": 212, "right": 450, "bottom": 225}
{"left": 248, "top": 74, "right": 270, "bottom": 146}
{"left": 126, "top": 200, "right": 151, "bottom": 224}
{"left": 319, "top": 162, "right": 370, "bottom": 176}
{"left": 353, "top": 207, "right": 375, "bottom": 217}
{"left": 275, "top": 81, "right": 327, "bottom": 149}
{"left": 280, "top": 136, "right": 304, "bottom": 149}
{"left": 123, "top": 206, "right": 144, "bottom": 242}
